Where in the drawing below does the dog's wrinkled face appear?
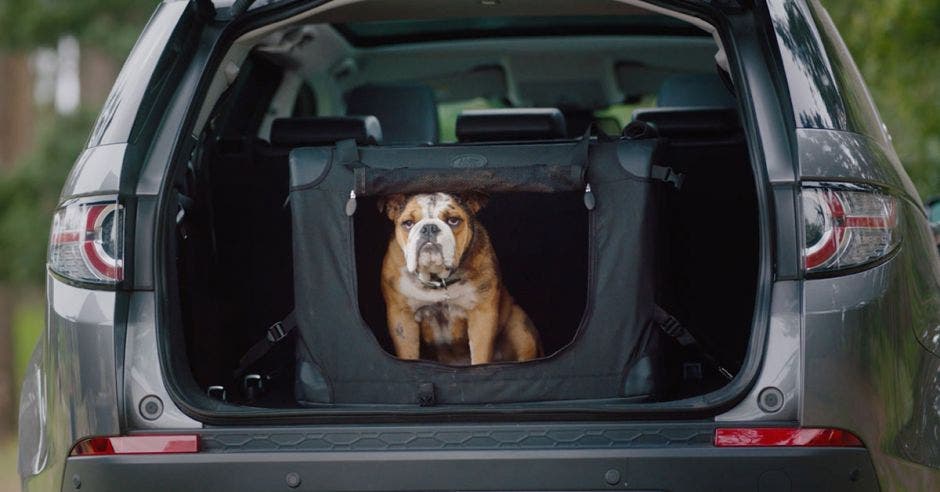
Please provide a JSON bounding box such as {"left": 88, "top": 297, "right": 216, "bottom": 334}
{"left": 381, "top": 192, "right": 485, "bottom": 282}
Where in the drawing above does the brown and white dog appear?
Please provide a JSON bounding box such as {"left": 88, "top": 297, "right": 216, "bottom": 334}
{"left": 379, "top": 192, "right": 541, "bottom": 365}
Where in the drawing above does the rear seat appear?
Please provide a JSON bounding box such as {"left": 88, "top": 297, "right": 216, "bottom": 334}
{"left": 631, "top": 107, "right": 740, "bottom": 140}
{"left": 630, "top": 73, "right": 740, "bottom": 141}
{"left": 456, "top": 108, "right": 567, "bottom": 142}
{"left": 345, "top": 83, "right": 439, "bottom": 145}
{"left": 269, "top": 116, "right": 383, "bottom": 147}
{"left": 254, "top": 115, "right": 384, "bottom": 190}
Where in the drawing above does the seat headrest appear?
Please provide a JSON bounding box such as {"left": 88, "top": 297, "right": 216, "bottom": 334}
{"left": 631, "top": 107, "right": 740, "bottom": 138}
{"left": 657, "top": 73, "right": 736, "bottom": 108}
{"left": 270, "top": 116, "right": 383, "bottom": 147}
{"left": 345, "top": 84, "right": 439, "bottom": 145}
{"left": 456, "top": 108, "right": 567, "bottom": 143}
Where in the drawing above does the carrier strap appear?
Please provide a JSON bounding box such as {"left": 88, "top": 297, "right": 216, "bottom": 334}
{"left": 653, "top": 305, "right": 733, "bottom": 381}
{"left": 234, "top": 311, "right": 298, "bottom": 379}
{"left": 651, "top": 165, "right": 684, "bottom": 189}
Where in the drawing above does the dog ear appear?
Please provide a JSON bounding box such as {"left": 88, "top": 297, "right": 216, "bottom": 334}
{"left": 378, "top": 194, "right": 408, "bottom": 221}
{"left": 458, "top": 191, "right": 488, "bottom": 215}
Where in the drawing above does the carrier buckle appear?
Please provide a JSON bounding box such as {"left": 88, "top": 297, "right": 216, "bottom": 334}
{"left": 651, "top": 165, "right": 684, "bottom": 189}
{"left": 266, "top": 321, "right": 288, "bottom": 343}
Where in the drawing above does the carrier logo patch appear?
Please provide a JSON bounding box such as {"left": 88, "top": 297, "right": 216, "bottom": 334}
{"left": 451, "top": 154, "right": 488, "bottom": 168}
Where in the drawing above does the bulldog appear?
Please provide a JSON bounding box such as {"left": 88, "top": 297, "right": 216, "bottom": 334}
{"left": 379, "top": 192, "right": 542, "bottom": 365}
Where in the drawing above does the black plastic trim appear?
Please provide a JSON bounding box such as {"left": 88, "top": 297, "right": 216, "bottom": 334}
{"left": 772, "top": 183, "right": 801, "bottom": 280}
{"left": 133, "top": 195, "right": 158, "bottom": 290}
{"left": 62, "top": 444, "right": 880, "bottom": 491}
{"left": 197, "top": 421, "right": 717, "bottom": 453}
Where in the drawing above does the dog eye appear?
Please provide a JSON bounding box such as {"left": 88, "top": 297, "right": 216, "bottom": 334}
{"left": 446, "top": 217, "right": 462, "bottom": 226}
{"left": 401, "top": 220, "right": 414, "bottom": 229}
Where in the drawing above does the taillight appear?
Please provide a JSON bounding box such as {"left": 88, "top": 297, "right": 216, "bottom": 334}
{"left": 49, "top": 198, "right": 124, "bottom": 285}
{"left": 715, "top": 427, "right": 863, "bottom": 447}
{"left": 70, "top": 435, "right": 199, "bottom": 456}
{"left": 803, "top": 185, "right": 899, "bottom": 274}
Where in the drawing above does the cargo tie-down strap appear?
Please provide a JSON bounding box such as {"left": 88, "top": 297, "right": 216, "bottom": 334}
{"left": 652, "top": 305, "right": 734, "bottom": 381}
{"left": 234, "top": 310, "right": 298, "bottom": 380}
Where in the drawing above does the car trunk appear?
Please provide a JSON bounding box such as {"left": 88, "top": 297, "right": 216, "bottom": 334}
{"left": 167, "top": 107, "right": 759, "bottom": 413}
{"left": 160, "top": 5, "right": 763, "bottom": 419}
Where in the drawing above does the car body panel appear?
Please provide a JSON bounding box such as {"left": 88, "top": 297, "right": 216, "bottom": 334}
{"left": 716, "top": 280, "right": 800, "bottom": 423}
{"left": 19, "top": 277, "right": 120, "bottom": 491}
{"left": 803, "top": 199, "right": 940, "bottom": 474}
{"left": 18, "top": 2, "right": 199, "bottom": 490}
{"left": 59, "top": 144, "right": 125, "bottom": 198}
{"left": 763, "top": 1, "right": 940, "bottom": 486}
{"left": 124, "top": 292, "right": 202, "bottom": 430}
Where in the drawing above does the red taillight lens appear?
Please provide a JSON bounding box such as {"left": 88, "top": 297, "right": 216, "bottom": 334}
{"left": 714, "top": 427, "right": 863, "bottom": 447}
{"left": 49, "top": 198, "right": 124, "bottom": 284}
{"left": 70, "top": 435, "right": 199, "bottom": 456}
{"left": 803, "top": 186, "right": 898, "bottom": 274}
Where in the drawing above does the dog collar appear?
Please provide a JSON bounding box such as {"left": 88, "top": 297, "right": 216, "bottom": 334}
{"left": 419, "top": 274, "right": 461, "bottom": 290}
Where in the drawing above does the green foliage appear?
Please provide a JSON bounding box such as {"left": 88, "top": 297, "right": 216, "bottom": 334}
{"left": 823, "top": 0, "right": 940, "bottom": 198}
{"left": 0, "top": 110, "right": 97, "bottom": 284}
{"left": 0, "top": 0, "right": 154, "bottom": 58}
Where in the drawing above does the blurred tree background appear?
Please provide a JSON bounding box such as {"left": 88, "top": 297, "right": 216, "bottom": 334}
{"left": 0, "top": 0, "right": 938, "bottom": 482}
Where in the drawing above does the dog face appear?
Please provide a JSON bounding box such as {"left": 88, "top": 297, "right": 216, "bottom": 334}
{"left": 381, "top": 192, "right": 486, "bottom": 282}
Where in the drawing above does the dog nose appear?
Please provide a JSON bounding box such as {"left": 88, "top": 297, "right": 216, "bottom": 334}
{"left": 420, "top": 223, "right": 440, "bottom": 237}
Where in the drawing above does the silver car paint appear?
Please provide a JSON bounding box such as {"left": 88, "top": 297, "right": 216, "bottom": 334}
{"left": 767, "top": 0, "right": 940, "bottom": 485}
{"left": 124, "top": 292, "right": 202, "bottom": 430}
{"left": 59, "top": 144, "right": 125, "bottom": 198}
{"left": 20, "top": 278, "right": 119, "bottom": 491}
{"left": 716, "top": 280, "right": 801, "bottom": 423}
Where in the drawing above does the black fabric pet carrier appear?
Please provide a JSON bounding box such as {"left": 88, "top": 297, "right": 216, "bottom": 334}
{"left": 286, "top": 133, "right": 670, "bottom": 405}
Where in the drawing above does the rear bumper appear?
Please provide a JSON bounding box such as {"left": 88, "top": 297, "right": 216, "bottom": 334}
{"left": 63, "top": 446, "right": 879, "bottom": 491}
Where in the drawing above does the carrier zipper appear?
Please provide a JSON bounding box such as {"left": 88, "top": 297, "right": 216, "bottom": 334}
{"left": 345, "top": 189, "right": 358, "bottom": 216}
{"left": 583, "top": 183, "right": 596, "bottom": 210}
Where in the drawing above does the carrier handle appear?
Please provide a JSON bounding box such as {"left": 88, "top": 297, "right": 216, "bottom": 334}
{"left": 353, "top": 164, "right": 585, "bottom": 197}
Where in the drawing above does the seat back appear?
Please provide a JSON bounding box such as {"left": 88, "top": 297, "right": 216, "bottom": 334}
{"left": 455, "top": 108, "right": 567, "bottom": 142}
{"left": 345, "top": 83, "right": 439, "bottom": 145}
{"left": 655, "top": 73, "right": 736, "bottom": 108}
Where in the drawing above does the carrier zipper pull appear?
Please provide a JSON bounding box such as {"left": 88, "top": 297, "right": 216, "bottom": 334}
{"left": 583, "top": 183, "right": 596, "bottom": 210}
{"left": 345, "top": 189, "right": 358, "bottom": 216}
